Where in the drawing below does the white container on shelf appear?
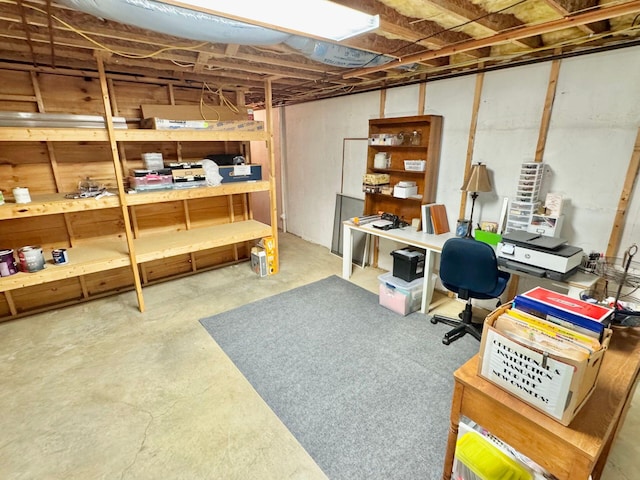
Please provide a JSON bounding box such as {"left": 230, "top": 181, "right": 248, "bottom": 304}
{"left": 142, "top": 152, "right": 164, "bottom": 170}
{"left": 404, "top": 159, "right": 426, "bottom": 171}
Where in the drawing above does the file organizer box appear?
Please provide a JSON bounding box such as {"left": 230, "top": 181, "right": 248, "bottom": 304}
{"left": 391, "top": 248, "right": 425, "bottom": 281}
{"left": 129, "top": 169, "right": 173, "bottom": 191}
{"left": 477, "top": 304, "right": 612, "bottom": 426}
{"left": 506, "top": 162, "right": 545, "bottom": 234}
{"left": 453, "top": 431, "right": 533, "bottom": 480}
{"left": 378, "top": 272, "right": 423, "bottom": 316}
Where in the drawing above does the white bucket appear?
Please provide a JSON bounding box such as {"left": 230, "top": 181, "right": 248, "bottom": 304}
{"left": 13, "top": 187, "right": 31, "bottom": 204}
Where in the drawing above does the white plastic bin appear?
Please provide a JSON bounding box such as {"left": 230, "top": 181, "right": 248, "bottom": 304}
{"left": 378, "top": 272, "right": 424, "bottom": 315}
{"left": 142, "top": 152, "right": 164, "bottom": 170}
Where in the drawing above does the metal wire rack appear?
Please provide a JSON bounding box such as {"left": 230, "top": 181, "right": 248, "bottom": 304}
{"left": 594, "top": 245, "right": 639, "bottom": 325}
{"left": 596, "top": 257, "right": 640, "bottom": 292}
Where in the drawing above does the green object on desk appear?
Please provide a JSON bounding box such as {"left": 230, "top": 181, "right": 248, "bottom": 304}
{"left": 475, "top": 230, "right": 502, "bottom": 245}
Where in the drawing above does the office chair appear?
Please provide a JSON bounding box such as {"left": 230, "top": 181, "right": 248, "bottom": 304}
{"left": 430, "top": 237, "right": 511, "bottom": 345}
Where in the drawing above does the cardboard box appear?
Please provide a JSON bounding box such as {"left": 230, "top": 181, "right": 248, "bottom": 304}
{"left": 260, "top": 236, "right": 278, "bottom": 275}
{"left": 251, "top": 247, "right": 267, "bottom": 277}
{"left": 363, "top": 173, "right": 390, "bottom": 185}
{"left": 140, "top": 104, "right": 249, "bottom": 121}
{"left": 169, "top": 163, "right": 206, "bottom": 180}
{"left": 478, "top": 304, "right": 612, "bottom": 426}
{"left": 393, "top": 184, "right": 418, "bottom": 198}
{"left": 141, "top": 117, "right": 264, "bottom": 132}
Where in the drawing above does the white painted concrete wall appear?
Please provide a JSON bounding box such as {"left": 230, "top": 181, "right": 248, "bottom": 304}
{"left": 283, "top": 91, "right": 379, "bottom": 242}
{"left": 276, "top": 46, "right": 640, "bottom": 268}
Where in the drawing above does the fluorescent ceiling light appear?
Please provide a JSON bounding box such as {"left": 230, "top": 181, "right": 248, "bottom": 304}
{"left": 162, "top": 0, "right": 380, "bottom": 41}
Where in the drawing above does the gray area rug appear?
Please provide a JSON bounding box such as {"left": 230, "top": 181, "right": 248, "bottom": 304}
{"left": 200, "top": 275, "right": 479, "bottom": 480}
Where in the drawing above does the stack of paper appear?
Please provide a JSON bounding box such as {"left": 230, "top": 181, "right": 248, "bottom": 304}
{"left": 493, "top": 287, "right": 613, "bottom": 360}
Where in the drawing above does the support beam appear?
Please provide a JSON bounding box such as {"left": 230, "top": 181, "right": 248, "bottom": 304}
{"left": 344, "top": 0, "right": 640, "bottom": 78}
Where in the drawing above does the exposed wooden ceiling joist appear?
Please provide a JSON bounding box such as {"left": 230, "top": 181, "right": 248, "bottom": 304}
{"left": 0, "top": 0, "right": 638, "bottom": 106}
{"left": 344, "top": 0, "right": 640, "bottom": 78}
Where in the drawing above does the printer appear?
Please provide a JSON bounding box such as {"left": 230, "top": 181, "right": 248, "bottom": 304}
{"left": 496, "top": 231, "right": 583, "bottom": 281}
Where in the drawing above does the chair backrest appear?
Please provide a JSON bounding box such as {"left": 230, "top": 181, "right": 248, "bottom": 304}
{"left": 439, "top": 237, "right": 500, "bottom": 295}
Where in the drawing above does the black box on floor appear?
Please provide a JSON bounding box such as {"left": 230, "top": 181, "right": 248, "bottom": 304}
{"left": 391, "top": 248, "right": 425, "bottom": 282}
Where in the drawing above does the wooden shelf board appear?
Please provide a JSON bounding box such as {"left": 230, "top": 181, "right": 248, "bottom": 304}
{"left": 369, "top": 116, "right": 431, "bottom": 126}
{"left": 134, "top": 220, "right": 272, "bottom": 263}
{"left": 0, "top": 193, "right": 121, "bottom": 220}
{"left": 369, "top": 145, "right": 426, "bottom": 150}
{"left": 0, "top": 127, "right": 269, "bottom": 142}
{"left": 0, "top": 127, "right": 110, "bottom": 141}
{"left": 368, "top": 193, "right": 424, "bottom": 202}
{"left": 125, "top": 181, "right": 270, "bottom": 205}
{"left": 371, "top": 168, "right": 425, "bottom": 174}
{"left": 115, "top": 129, "right": 269, "bottom": 142}
{"left": 0, "top": 240, "right": 130, "bottom": 292}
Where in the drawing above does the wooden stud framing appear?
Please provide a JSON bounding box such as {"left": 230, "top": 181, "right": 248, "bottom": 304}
{"left": 108, "top": 78, "right": 131, "bottom": 174}
{"left": 418, "top": 82, "right": 426, "bottom": 116}
{"left": 535, "top": 51, "right": 562, "bottom": 163}
{"left": 265, "top": 78, "right": 279, "bottom": 251}
{"left": 30, "top": 71, "right": 62, "bottom": 189}
{"left": 4, "top": 291, "right": 17, "bottom": 316}
{"left": 95, "top": 54, "right": 146, "bottom": 312}
{"left": 459, "top": 70, "right": 485, "bottom": 221}
{"left": 606, "top": 127, "right": 640, "bottom": 258}
{"left": 379, "top": 89, "right": 387, "bottom": 119}
{"left": 168, "top": 84, "right": 183, "bottom": 162}
{"left": 31, "top": 70, "right": 89, "bottom": 297}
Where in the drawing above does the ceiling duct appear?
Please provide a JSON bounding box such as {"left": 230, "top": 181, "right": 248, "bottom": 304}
{"left": 57, "top": 0, "right": 395, "bottom": 68}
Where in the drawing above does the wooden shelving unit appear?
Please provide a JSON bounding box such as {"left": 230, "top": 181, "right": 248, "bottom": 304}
{"left": 134, "top": 221, "right": 273, "bottom": 263}
{"left": 364, "top": 115, "right": 443, "bottom": 222}
{"left": 0, "top": 65, "right": 278, "bottom": 320}
{"left": 0, "top": 240, "right": 130, "bottom": 292}
{"left": 124, "top": 181, "right": 270, "bottom": 206}
{"left": 0, "top": 193, "right": 121, "bottom": 220}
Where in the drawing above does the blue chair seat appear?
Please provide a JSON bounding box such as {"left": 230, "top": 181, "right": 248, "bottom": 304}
{"left": 431, "top": 237, "right": 510, "bottom": 345}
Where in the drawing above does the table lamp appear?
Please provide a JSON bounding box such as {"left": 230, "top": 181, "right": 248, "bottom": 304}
{"left": 461, "top": 162, "right": 492, "bottom": 238}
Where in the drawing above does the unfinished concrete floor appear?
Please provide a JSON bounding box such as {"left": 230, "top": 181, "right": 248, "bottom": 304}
{"left": 0, "top": 232, "right": 638, "bottom": 479}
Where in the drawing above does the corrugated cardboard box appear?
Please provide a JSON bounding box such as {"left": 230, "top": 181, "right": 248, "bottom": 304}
{"left": 169, "top": 163, "right": 205, "bottom": 180}
{"left": 478, "top": 304, "right": 611, "bottom": 426}
{"left": 251, "top": 247, "right": 268, "bottom": 277}
{"left": 141, "top": 117, "right": 264, "bottom": 131}
{"left": 261, "top": 236, "right": 278, "bottom": 275}
{"left": 140, "top": 104, "right": 248, "bottom": 121}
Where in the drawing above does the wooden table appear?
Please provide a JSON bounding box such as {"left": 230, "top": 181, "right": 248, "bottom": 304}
{"left": 442, "top": 327, "right": 640, "bottom": 480}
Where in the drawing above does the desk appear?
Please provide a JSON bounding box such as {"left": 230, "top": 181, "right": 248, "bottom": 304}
{"left": 442, "top": 327, "right": 640, "bottom": 480}
{"left": 341, "top": 221, "right": 600, "bottom": 313}
{"left": 342, "top": 222, "right": 455, "bottom": 313}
